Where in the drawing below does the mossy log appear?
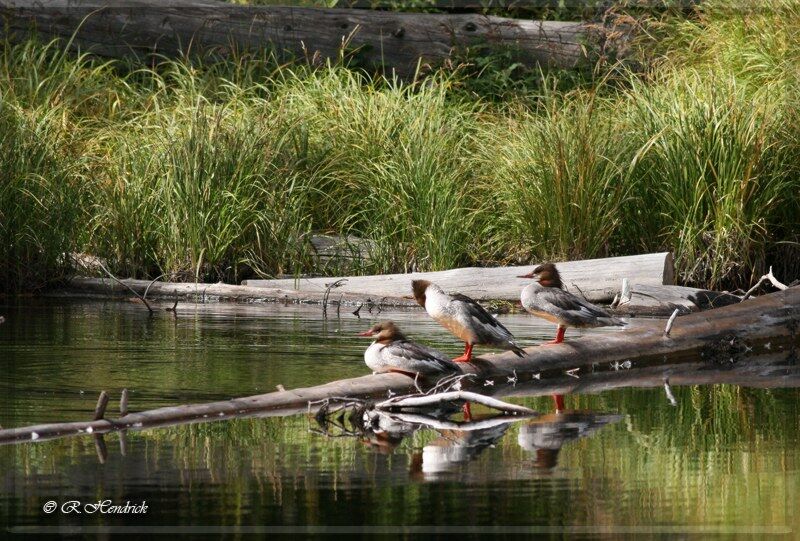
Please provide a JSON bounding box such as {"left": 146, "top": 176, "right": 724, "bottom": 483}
{"left": 0, "top": 0, "right": 589, "bottom": 78}
{"left": 2, "top": 287, "right": 798, "bottom": 445}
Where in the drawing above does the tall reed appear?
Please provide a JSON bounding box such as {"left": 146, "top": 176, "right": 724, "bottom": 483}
{"left": 0, "top": 102, "right": 86, "bottom": 292}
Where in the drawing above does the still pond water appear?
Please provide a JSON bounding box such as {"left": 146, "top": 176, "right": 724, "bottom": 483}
{"left": 2, "top": 299, "right": 799, "bottom": 536}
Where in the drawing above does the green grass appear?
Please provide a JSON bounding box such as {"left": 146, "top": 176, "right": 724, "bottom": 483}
{"left": 1, "top": 0, "right": 799, "bottom": 293}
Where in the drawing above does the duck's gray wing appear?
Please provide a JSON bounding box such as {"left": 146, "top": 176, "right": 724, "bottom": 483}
{"left": 537, "top": 288, "right": 623, "bottom": 326}
{"left": 450, "top": 293, "right": 521, "bottom": 346}
{"left": 383, "top": 340, "right": 460, "bottom": 374}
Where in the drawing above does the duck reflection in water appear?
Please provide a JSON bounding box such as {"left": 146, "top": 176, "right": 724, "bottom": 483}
{"left": 517, "top": 410, "right": 624, "bottom": 469}
{"left": 412, "top": 420, "right": 512, "bottom": 478}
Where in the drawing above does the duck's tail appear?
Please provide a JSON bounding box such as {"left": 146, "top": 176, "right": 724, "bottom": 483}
{"left": 510, "top": 344, "right": 526, "bottom": 357}
{"left": 599, "top": 317, "right": 626, "bottom": 327}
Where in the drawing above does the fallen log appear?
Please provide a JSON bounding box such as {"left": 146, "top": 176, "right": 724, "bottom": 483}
{"left": 53, "top": 276, "right": 420, "bottom": 307}
{"left": 612, "top": 283, "right": 742, "bottom": 316}
{"left": 0, "top": 0, "right": 589, "bottom": 78}
{"left": 2, "top": 286, "right": 797, "bottom": 446}
{"left": 244, "top": 252, "right": 675, "bottom": 304}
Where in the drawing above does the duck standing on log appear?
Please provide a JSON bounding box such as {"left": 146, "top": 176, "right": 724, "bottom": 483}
{"left": 358, "top": 321, "right": 461, "bottom": 377}
{"left": 518, "top": 263, "right": 626, "bottom": 345}
{"left": 411, "top": 280, "right": 525, "bottom": 362}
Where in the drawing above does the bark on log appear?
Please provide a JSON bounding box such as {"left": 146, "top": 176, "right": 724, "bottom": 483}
{"left": 2, "top": 286, "right": 797, "bottom": 445}
{"left": 244, "top": 252, "right": 675, "bottom": 304}
{"left": 0, "top": 0, "right": 589, "bottom": 78}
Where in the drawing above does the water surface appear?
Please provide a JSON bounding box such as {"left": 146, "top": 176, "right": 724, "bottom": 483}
{"left": 2, "top": 300, "right": 798, "bottom": 535}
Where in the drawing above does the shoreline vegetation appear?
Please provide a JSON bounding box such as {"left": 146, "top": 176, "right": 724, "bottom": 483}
{"left": 1, "top": 1, "right": 799, "bottom": 295}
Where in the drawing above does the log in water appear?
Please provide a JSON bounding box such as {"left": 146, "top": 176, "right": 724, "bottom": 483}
{"left": 2, "top": 286, "right": 797, "bottom": 445}
{"left": 244, "top": 252, "right": 675, "bottom": 304}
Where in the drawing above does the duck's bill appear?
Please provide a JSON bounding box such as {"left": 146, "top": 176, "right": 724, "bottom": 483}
{"left": 517, "top": 273, "right": 534, "bottom": 278}
{"left": 357, "top": 330, "right": 375, "bottom": 336}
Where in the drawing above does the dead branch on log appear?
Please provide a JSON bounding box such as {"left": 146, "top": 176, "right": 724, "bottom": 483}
{"left": 95, "top": 260, "right": 153, "bottom": 314}
{"left": 93, "top": 391, "right": 109, "bottom": 420}
{"left": 742, "top": 266, "right": 789, "bottom": 301}
{"left": 165, "top": 292, "right": 179, "bottom": 317}
{"left": 664, "top": 308, "right": 679, "bottom": 336}
{"left": 119, "top": 389, "right": 128, "bottom": 416}
{"left": 376, "top": 391, "right": 535, "bottom": 415}
{"left": 322, "top": 278, "right": 348, "bottom": 318}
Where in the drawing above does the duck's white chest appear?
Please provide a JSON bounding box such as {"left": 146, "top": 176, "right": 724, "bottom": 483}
{"left": 364, "top": 341, "right": 386, "bottom": 372}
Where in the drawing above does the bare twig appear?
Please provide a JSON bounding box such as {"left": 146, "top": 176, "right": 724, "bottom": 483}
{"left": 620, "top": 278, "right": 632, "bottom": 305}
{"left": 93, "top": 391, "right": 109, "bottom": 421}
{"left": 164, "top": 292, "right": 179, "bottom": 316}
{"left": 352, "top": 303, "right": 363, "bottom": 318}
{"left": 375, "top": 391, "right": 535, "bottom": 415}
{"left": 570, "top": 282, "right": 588, "bottom": 300}
{"left": 95, "top": 261, "right": 153, "bottom": 314}
{"left": 143, "top": 273, "right": 168, "bottom": 301}
{"left": 664, "top": 308, "right": 680, "bottom": 336}
{"left": 119, "top": 389, "right": 128, "bottom": 417}
{"left": 742, "top": 266, "right": 788, "bottom": 301}
{"left": 337, "top": 294, "right": 343, "bottom": 318}
{"left": 322, "top": 279, "right": 348, "bottom": 318}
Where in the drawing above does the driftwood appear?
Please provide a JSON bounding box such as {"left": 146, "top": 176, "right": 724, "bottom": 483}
{"left": 612, "top": 283, "right": 742, "bottom": 316}
{"left": 55, "top": 276, "right": 421, "bottom": 307}
{"left": 0, "top": 0, "right": 588, "bottom": 78}
{"left": 375, "top": 391, "right": 535, "bottom": 415}
{"left": 2, "top": 286, "right": 798, "bottom": 446}
{"left": 244, "top": 252, "right": 675, "bottom": 304}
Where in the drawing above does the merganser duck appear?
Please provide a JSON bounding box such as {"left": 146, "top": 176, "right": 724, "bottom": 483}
{"left": 412, "top": 280, "right": 525, "bottom": 362}
{"left": 518, "top": 262, "right": 625, "bottom": 344}
{"left": 358, "top": 321, "right": 460, "bottom": 377}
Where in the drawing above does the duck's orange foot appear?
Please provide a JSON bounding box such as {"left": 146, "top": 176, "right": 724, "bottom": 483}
{"left": 540, "top": 338, "right": 564, "bottom": 346}
{"left": 451, "top": 354, "right": 472, "bottom": 363}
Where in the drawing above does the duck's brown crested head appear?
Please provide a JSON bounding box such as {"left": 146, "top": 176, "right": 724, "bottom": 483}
{"left": 411, "top": 280, "right": 430, "bottom": 307}
{"left": 519, "top": 262, "right": 562, "bottom": 288}
{"left": 358, "top": 320, "right": 406, "bottom": 343}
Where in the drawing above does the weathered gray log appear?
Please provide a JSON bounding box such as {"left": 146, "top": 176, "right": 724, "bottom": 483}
{"left": 0, "top": 0, "right": 589, "bottom": 78}
{"left": 54, "top": 276, "right": 420, "bottom": 306}
{"left": 612, "top": 283, "right": 742, "bottom": 316}
{"left": 244, "top": 252, "right": 675, "bottom": 304}
{"left": 2, "top": 286, "right": 797, "bottom": 446}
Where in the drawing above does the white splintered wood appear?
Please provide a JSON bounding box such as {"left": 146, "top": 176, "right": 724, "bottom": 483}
{"left": 244, "top": 252, "right": 674, "bottom": 303}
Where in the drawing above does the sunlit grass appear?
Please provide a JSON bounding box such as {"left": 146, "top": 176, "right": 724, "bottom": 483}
{"left": 1, "top": 0, "right": 799, "bottom": 292}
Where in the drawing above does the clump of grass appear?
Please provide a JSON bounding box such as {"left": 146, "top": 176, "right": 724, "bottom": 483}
{"left": 275, "top": 68, "right": 482, "bottom": 273}
{"left": 0, "top": 102, "right": 86, "bottom": 293}
{"left": 2, "top": 0, "right": 800, "bottom": 293}
{"left": 92, "top": 92, "right": 319, "bottom": 282}
{"left": 480, "top": 91, "right": 636, "bottom": 263}
{"left": 623, "top": 72, "right": 799, "bottom": 288}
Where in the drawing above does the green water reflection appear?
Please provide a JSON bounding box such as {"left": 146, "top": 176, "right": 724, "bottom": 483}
{"left": 2, "top": 300, "right": 799, "bottom": 533}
